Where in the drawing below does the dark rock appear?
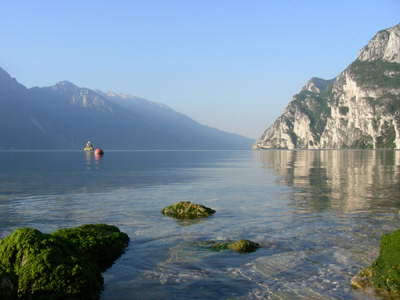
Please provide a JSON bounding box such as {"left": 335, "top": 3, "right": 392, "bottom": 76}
{"left": 0, "top": 264, "right": 16, "bottom": 300}
{"left": 161, "top": 201, "right": 216, "bottom": 219}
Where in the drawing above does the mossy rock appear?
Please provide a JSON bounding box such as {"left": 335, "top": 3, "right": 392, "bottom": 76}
{"left": 0, "top": 227, "right": 101, "bottom": 299}
{"left": 0, "top": 224, "right": 129, "bottom": 300}
{"left": 161, "top": 201, "right": 216, "bottom": 219}
{"left": 0, "top": 264, "right": 16, "bottom": 300}
{"left": 53, "top": 224, "right": 129, "bottom": 271}
{"left": 199, "top": 239, "right": 260, "bottom": 253}
{"left": 351, "top": 266, "right": 373, "bottom": 290}
{"left": 351, "top": 229, "right": 400, "bottom": 297}
{"left": 227, "top": 240, "right": 261, "bottom": 253}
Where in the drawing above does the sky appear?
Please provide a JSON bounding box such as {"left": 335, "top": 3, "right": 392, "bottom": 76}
{"left": 1, "top": 1, "right": 399, "bottom": 138}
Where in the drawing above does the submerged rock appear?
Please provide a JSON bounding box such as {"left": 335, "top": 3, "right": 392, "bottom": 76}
{"left": 227, "top": 240, "right": 261, "bottom": 253}
{"left": 0, "top": 224, "right": 129, "bottom": 300}
{"left": 351, "top": 229, "right": 400, "bottom": 297}
{"left": 161, "top": 201, "right": 216, "bottom": 219}
{"left": 199, "top": 239, "right": 260, "bottom": 253}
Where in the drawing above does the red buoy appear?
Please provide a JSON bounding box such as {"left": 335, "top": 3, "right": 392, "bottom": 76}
{"left": 95, "top": 148, "right": 104, "bottom": 155}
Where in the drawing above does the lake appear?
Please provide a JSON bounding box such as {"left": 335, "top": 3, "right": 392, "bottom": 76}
{"left": 0, "top": 149, "right": 399, "bottom": 299}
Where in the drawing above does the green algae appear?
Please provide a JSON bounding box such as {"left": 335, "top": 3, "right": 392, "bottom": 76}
{"left": 53, "top": 224, "right": 129, "bottom": 271}
{"left": 198, "top": 239, "right": 260, "bottom": 253}
{"left": 227, "top": 240, "right": 260, "bottom": 253}
{"left": 161, "top": 201, "right": 216, "bottom": 219}
{"left": 352, "top": 229, "right": 400, "bottom": 297}
{"left": 0, "top": 224, "right": 129, "bottom": 300}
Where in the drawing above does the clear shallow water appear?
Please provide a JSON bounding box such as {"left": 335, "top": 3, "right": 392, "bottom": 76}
{"left": 0, "top": 150, "right": 400, "bottom": 299}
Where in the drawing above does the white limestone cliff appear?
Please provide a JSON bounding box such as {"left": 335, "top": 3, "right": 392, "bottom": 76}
{"left": 256, "top": 24, "right": 400, "bottom": 150}
{"left": 358, "top": 25, "right": 400, "bottom": 63}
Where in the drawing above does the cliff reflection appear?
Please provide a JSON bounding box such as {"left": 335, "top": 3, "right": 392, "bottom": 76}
{"left": 255, "top": 150, "right": 400, "bottom": 212}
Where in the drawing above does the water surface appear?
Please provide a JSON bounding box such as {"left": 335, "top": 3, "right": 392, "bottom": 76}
{"left": 0, "top": 150, "right": 399, "bottom": 299}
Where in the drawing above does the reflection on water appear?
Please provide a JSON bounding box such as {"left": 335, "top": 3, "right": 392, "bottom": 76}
{"left": 0, "top": 150, "right": 400, "bottom": 299}
{"left": 0, "top": 150, "right": 230, "bottom": 197}
{"left": 256, "top": 150, "right": 400, "bottom": 213}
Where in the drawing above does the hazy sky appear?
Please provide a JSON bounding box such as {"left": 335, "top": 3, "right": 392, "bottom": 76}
{"left": 1, "top": 1, "right": 399, "bottom": 138}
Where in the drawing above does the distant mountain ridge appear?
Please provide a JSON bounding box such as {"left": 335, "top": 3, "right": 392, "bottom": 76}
{"left": 256, "top": 23, "right": 400, "bottom": 149}
{"left": 0, "top": 68, "right": 252, "bottom": 149}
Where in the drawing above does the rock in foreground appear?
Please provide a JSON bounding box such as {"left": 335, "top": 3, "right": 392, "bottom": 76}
{"left": 351, "top": 229, "right": 400, "bottom": 297}
{"left": 161, "top": 201, "right": 216, "bottom": 219}
{"left": 0, "top": 265, "right": 16, "bottom": 300}
{"left": 52, "top": 224, "right": 129, "bottom": 271}
{"left": 199, "top": 239, "right": 260, "bottom": 253}
{"left": 0, "top": 224, "right": 129, "bottom": 300}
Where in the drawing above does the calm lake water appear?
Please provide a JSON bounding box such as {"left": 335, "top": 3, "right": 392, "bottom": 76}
{"left": 1, "top": 150, "right": 400, "bottom": 299}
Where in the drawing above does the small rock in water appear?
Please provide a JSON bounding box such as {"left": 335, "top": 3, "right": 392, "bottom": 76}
{"left": 227, "top": 240, "right": 261, "bottom": 253}
{"left": 161, "top": 201, "right": 216, "bottom": 219}
{"left": 199, "top": 239, "right": 260, "bottom": 253}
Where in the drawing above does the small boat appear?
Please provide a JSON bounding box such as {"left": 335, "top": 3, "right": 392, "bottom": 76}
{"left": 83, "top": 141, "right": 94, "bottom": 151}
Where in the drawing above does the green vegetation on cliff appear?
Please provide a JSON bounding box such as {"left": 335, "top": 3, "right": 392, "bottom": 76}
{"left": 349, "top": 59, "right": 400, "bottom": 88}
{"left": 364, "top": 93, "right": 400, "bottom": 116}
{"left": 351, "top": 135, "right": 374, "bottom": 149}
{"left": 292, "top": 90, "right": 331, "bottom": 140}
{"left": 376, "top": 121, "right": 396, "bottom": 148}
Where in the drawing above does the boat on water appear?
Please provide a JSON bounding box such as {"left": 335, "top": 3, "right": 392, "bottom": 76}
{"left": 83, "top": 141, "right": 94, "bottom": 151}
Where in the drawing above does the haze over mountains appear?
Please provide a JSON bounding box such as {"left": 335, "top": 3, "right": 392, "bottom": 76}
{"left": 0, "top": 67, "right": 252, "bottom": 149}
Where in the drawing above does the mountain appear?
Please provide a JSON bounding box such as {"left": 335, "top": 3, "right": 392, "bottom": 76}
{"left": 256, "top": 24, "right": 400, "bottom": 149}
{"left": 0, "top": 69, "right": 252, "bottom": 149}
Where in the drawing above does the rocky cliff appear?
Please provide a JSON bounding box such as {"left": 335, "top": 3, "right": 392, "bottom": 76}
{"left": 256, "top": 24, "right": 400, "bottom": 149}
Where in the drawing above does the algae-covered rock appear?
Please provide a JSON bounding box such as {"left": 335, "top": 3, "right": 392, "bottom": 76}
{"left": 351, "top": 229, "right": 400, "bottom": 297}
{"left": 0, "top": 227, "right": 101, "bottom": 299}
{"left": 351, "top": 267, "right": 373, "bottom": 290}
{"left": 53, "top": 224, "right": 129, "bottom": 271}
{"left": 199, "top": 239, "right": 260, "bottom": 253}
{"left": 0, "top": 264, "right": 16, "bottom": 300}
{"left": 227, "top": 240, "right": 261, "bottom": 253}
{"left": 161, "top": 201, "right": 216, "bottom": 219}
{"left": 0, "top": 224, "right": 129, "bottom": 300}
